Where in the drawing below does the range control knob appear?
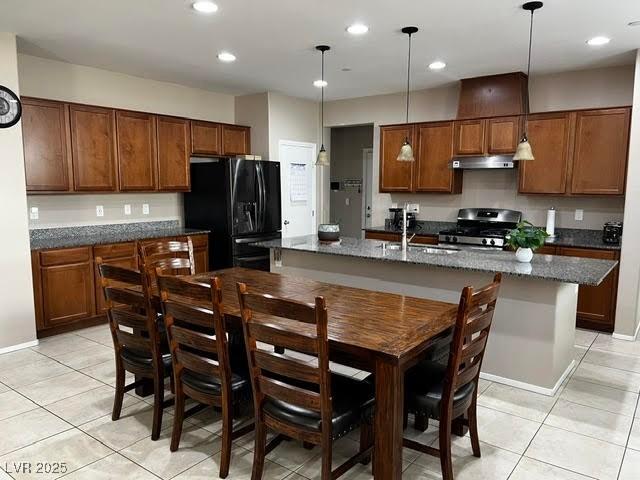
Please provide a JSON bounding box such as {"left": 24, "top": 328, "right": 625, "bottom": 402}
{"left": 445, "top": 236, "right": 451, "bottom": 242}
{"left": 452, "top": 236, "right": 458, "bottom": 243}
{"left": 481, "top": 239, "right": 487, "bottom": 245}
{"left": 490, "top": 239, "right": 496, "bottom": 246}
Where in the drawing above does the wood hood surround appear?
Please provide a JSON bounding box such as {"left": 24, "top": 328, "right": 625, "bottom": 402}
{"left": 456, "top": 72, "right": 529, "bottom": 119}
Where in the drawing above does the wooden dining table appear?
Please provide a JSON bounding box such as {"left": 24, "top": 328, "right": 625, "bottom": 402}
{"left": 172, "top": 267, "right": 458, "bottom": 479}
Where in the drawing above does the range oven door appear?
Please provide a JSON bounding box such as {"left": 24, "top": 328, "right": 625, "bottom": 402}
{"left": 233, "top": 254, "right": 271, "bottom": 271}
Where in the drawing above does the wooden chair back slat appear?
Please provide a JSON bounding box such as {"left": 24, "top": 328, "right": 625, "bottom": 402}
{"left": 443, "top": 273, "right": 502, "bottom": 407}
{"left": 176, "top": 349, "right": 221, "bottom": 378}
{"left": 248, "top": 323, "right": 319, "bottom": 355}
{"left": 97, "top": 258, "right": 162, "bottom": 369}
{"left": 258, "top": 376, "right": 322, "bottom": 411}
{"left": 116, "top": 329, "right": 152, "bottom": 352}
{"left": 148, "top": 257, "right": 193, "bottom": 274}
{"left": 237, "top": 281, "right": 332, "bottom": 438}
{"left": 253, "top": 350, "right": 320, "bottom": 384}
{"left": 158, "top": 274, "right": 232, "bottom": 401}
{"left": 171, "top": 325, "right": 218, "bottom": 354}
{"left": 139, "top": 239, "right": 196, "bottom": 279}
{"left": 109, "top": 309, "right": 149, "bottom": 331}
{"left": 241, "top": 292, "right": 317, "bottom": 324}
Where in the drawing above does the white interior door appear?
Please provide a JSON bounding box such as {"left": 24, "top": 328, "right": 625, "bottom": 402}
{"left": 279, "top": 140, "right": 317, "bottom": 238}
{"left": 362, "top": 147, "right": 374, "bottom": 232}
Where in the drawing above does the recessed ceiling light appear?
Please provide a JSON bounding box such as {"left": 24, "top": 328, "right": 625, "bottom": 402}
{"left": 313, "top": 79, "right": 328, "bottom": 88}
{"left": 192, "top": 1, "right": 218, "bottom": 14}
{"left": 587, "top": 36, "right": 610, "bottom": 46}
{"left": 428, "top": 61, "right": 446, "bottom": 70}
{"left": 628, "top": 21, "right": 640, "bottom": 27}
{"left": 217, "top": 52, "right": 236, "bottom": 62}
{"left": 346, "top": 23, "right": 369, "bottom": 35}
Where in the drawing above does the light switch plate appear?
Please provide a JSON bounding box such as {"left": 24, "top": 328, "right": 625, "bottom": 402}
{"left": 96, "top": 205, "right": 104, "bottom": 217}
{"left": 124, "top": 204, "right": 132, "bottom": 215}
{"left": 30, "top": 207, "right": 39, "bottom": 220}
{"left": 142, "top": 204, "right": 150, "bottom": 215}
{"left": 574, "top": 209, "right": 584, "bottom": 221}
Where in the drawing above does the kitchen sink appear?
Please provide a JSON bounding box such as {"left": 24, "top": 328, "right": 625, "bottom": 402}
{"left": 379, "top": 242, "right": 460, "bottom": 254}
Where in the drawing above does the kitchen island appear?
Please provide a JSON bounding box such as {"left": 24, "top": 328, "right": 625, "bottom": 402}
{"left": 255, "top": 235, "right": 618, "bottom": 395}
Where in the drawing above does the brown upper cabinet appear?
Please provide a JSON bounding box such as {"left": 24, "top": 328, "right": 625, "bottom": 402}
{"left": 22, "top": 98, "right": 73, "bottom": 192}
{"left": 156, "top": 116, "right": 191, "bottom": 191}
{"left": 222, "top": 124, "right": 251, "bottom": 156}
{"left": 415, "top": 121, "right": 462, "bottom": 193}
{"left": 570, "top": 108, "right": 630, "bottom": 195}
{"left": 69, "top": 104, "right": 118, "bottom": 191}
{"left": 519, "top": 107, "right": 630, "bottom": 196}
{"left": 379, "top": 124, "right": 414, "bottom": 192}
{"left": 191, "top": 120, "right": 221, "bottom": 156}
{"left": 116, "top": 111, "right": 157, "bottom": 191}
{"left": 519, "top": 112, "right": 574, "bottom": 195}
{"left": 453, "top": 116, "right": 520, "bottom": 156}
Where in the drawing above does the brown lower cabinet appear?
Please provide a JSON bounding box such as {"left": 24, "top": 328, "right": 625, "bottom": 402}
{"left": 31, "top": 234, "right": 209, "bottom": 337}
{"left": 535, "top": 245, "right": 619, "bottom": 332}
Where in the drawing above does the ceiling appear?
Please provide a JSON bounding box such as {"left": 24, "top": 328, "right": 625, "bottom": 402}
{"left": 1, "top": 0, "right": 639, "bottom": 101}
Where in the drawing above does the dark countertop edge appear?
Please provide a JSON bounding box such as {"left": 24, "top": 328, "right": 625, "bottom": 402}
{"left": 363, "top": 226, "right": 621, "bottom": 251}
{"left": 257, "top": 239, "right": 617, "bottom": 287}
{"left": 29, "top": 228, "right": 211, "bottom": 251}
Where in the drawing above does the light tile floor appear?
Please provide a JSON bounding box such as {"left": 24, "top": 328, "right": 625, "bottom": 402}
{"left": 0, "top": 325, "right": 639, "bottom": 479}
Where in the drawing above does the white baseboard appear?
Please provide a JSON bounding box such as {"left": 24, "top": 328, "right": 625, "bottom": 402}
{"left": 612, "top": 321, "right": 640, "bottom": 341}
{"left": 480, "top": 360, "right": 575, "bottom": 397}
{"left": 0, "top": 339, "right": 39, "bottom": 355}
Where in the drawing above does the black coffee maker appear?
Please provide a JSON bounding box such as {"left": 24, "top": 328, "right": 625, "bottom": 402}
{"left": 389, "top": 207, "right": 417, "bottom": 230}
{"left": 603, "top": 222, "right": 623, "bottom": 244}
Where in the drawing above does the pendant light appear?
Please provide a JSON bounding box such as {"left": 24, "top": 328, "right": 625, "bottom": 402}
{"left": 397, "top": 26, "right": 418, "bottom": 162}
{"left": 514, "top": 1, "right": 543, "bottom": 161}
{"left": 315, "top": 45, "right": 330, "bottom": 166}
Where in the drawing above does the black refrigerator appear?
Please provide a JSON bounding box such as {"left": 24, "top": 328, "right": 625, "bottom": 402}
{"left": 184, "top": 157, "right": 282, "bottom": 271}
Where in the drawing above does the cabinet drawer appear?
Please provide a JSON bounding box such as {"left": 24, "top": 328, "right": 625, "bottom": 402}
{"left": 189, "top": 234, "right": 209, "bottom": 248}
{"left": 412, "top": 235, "right": 439, "bottom": 245}
{"left": 94, "top": 242, "right": 136, "bottom": 260}
{"left": 365, "top": 231, "right": 401, "bottom": 242}
{"left": 557, "top": 247, "right": 618, "bottom": 260}
{"left": 40, "top": 247, "right": 92, "bottom": 266}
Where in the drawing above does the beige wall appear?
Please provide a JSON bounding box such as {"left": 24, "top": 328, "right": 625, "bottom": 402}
{"left": 615, "top": 52, "right": 640, "bottom": 339}
{"left": 235, "top": 92, "right": 269, "bottom": 159}
{"left": 0, "top": 34, "right": 37, "bottom": 351}
{"left": 267, "top": 91, "right": 319, "bottom": 160}
{"left": 18, "top": 54, "right": 237, "bottom": 228}
{"left": 324, "top": 66, "right": 634, "bottom": 228}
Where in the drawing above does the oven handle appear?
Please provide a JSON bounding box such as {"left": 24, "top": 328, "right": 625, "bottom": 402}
{"left": 235, "top": 254, "right": 270, "bottom": 262}
{"left": 234, "top": 235, "right": 279, "bottom": 244}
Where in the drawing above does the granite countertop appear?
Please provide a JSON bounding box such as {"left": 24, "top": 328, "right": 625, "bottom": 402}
{"left": 255, "top": 235, "right": 617, "bottom": 286}
{"left": 365, "top": 221, "right": 620, "bottom": 251}
{"left": 30, "top": 221, "right": 210, "bottom": 250}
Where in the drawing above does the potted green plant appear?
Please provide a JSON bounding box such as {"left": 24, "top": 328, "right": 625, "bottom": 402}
{"left": 506, "top": 221, "right": 550, "bottom": 263}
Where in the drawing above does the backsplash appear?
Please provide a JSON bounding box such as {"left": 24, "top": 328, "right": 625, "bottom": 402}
{"left": 29, "top": 220, "right": 179, "bottom": 241}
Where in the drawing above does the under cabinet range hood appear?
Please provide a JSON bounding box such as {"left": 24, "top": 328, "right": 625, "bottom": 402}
{"left": 449, "top": 155, "right": 515, "bottom": 170}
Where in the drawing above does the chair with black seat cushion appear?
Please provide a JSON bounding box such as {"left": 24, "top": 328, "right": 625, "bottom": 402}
{"left": 404, "top": 273, "right": 502, "bottom": 480}
{"left": 236, "top": 282, "right": 375, "bottom": 480}
{"left": 97, "top": 259, "right": 172, "bottom": 441}
{"left": 157, "top": 274, "right": 252, "bottom": 478}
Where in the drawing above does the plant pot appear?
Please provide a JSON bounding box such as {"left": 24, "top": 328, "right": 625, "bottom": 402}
{"left": 515, "top": 247, "right": 533, "bottom": 263}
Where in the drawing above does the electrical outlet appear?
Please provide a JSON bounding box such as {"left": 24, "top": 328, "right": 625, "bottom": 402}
{"left": 29, "top": 207, "right": 39, "bottom": 220}
{"left": 574, "top": 209, "right": 584, "bottom": 221}
{"left": 345, "top": 197, "right": 350, "bottom": 206}
{"left": 142, "top": 203, "right": 150, "bottom": 215}
{"left": 124, "top": 204, "right": 132, "bottom": 215}
{"left": 408, "top": 203, "right": 420, "bottom": 214}
{"left": 96, "top": 205, "right": 104, "bottom": 217}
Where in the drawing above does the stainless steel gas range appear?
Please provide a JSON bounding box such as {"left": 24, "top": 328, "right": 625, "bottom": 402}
{"left": 438, "top": 208, "right": 522, "bottom": 250}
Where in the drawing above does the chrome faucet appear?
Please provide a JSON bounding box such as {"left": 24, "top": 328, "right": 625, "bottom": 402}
{"left": 401, "top": 204, "right": 415, "bottom": 252}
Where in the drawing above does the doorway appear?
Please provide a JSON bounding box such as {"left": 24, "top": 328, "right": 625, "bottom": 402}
{"left": 278, "top": 140, "right": 317, "bottom": 238}
{"left": 329, "top": 125, "right": 374, "bottom": 238}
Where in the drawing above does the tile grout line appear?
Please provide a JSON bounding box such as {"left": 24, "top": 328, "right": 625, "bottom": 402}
{"left": 616, "top": 393, "right": 640, "bottom": 479}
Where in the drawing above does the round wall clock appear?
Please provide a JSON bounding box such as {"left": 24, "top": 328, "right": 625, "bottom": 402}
{"left": 0, "top": 85, "right": 22, "bottom": 129}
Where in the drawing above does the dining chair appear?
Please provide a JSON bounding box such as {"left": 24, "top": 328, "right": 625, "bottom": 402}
{"left": 403, "top": 273, "right": 503, "bottom": 480}
{"left": 138, "top": 237, "right": 196, "bottom": 288}
{"left": 157, "top": 274, "right": 253, "bottom": 478}
{"left": 96, "top": 258, "right": 173, "bottom": 441}
{"left": 236, "top": 282, "right": 375, "bottom": 480}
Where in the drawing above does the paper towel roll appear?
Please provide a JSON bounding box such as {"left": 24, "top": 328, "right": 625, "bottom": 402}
{"left": 546, "top": 207, "right": 556, "bottom": 237}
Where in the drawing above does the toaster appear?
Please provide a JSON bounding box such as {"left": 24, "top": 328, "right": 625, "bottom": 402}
{"left": 603, "top": 222, "right": 623, "bottom": 244}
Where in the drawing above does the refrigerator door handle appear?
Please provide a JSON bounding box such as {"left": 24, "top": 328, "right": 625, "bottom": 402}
{"left": 257, "top": 162, "right": 266, "bottom": 231}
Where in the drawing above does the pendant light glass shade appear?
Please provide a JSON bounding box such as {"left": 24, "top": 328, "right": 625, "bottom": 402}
{"left": 397, "top": 138, "right": 415, "bottom": 162}
{"left": 315, "top": 45, "right": 330, "bottom": 166}
{"left": 513, "top": 136, "right": 534, "bottom": 161}
{"left": 397, "top": 27, "right": 418, "bottom": 162}
{"left": 515, "top": 2, "right": 543, "bottom": 162}
{"left": 317, "top": 145, "right": 329, "bottom": 166}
